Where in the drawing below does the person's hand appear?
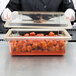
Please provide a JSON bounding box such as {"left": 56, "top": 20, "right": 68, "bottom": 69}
{"left": 1, "top": 8, "right": 12, "bottom": 21}
{"left": 64, "top": 9, "right": 75, "bottom": 21}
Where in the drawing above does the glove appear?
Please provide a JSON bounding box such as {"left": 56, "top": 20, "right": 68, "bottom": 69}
{"left": 1, "top": 8, "right": 12, "bottom": 21}
{"left": 64, "top": 9, "right": 75, "bottom": 21}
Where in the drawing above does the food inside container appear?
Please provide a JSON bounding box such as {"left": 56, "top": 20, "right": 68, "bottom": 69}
{"left": 4, "top": 29, "right": 72, "bottom": 55}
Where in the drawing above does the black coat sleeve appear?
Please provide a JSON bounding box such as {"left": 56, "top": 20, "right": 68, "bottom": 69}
{"left": 64, "top": 0, "right": 75, "bottom": 10}
{"left": 59, "top": 0, "right": 75, "bottom": 12}
{"left": 6, "top": 0, "right": 21, "bottom": 11}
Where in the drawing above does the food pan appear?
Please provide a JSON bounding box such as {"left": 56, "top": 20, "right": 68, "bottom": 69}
{"left": 4, "top": 29, "right": 72, "bottom": 55}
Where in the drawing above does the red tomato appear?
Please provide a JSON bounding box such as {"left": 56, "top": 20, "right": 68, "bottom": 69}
{"left": 48, "top": 46, "right": 55, "bottom": 51}
{"left": 48, "top": 40, "right": 54, "bottom": 47}
{"left": 18, "top": 35, "right": 23, "bottom": 37}
{"left": 45, "top": 40, "right": 49, "bottom": 43}
{"left": 11, "top": 45, "right": 16, "bottom": 51}
{"left": 11, "top": 41, "right": 17, "bottom": 51}
{"left": 49, "top": 32, "right": 55, "bottom": 36}
{"left": 36, "top": 34, "right": 44, "bottom": 36}
{"left": 51, "top": 46, "right": 55, "bottom": 51}
{"left": 40, "top": 34, "right": 44, "bottom": 36}
{"left": 22, "top": 43, "right": 26, "bottom": 47}
{"left": 28, "top": 39, "right": 33, "bottom": 45}
{"left": 38, "top": 41, "right": 47, "bottom": 49}
{"left": 23, "top": 40, "right": 27, "bottom": 43}
{"left": 36, "top": 34, "right": 41, "bottom": 36}
{"left": 24, "top": 33, "right": 29, "bottom": 36}
{"left": 45, "top": 35, "right": 49, "bottom": 36}
{"left": 61, "top": 46, "right": 65, "bottom": 50}
{"left": 18, "top": 40, "right": 23, "bottom": 44}
{"left": 30, "top": 32, "right": 35, "bottom": 36}
{"left": 17, "top": 44, "right": 22, "bottom": 49}
{"left": 12, "top": 44, "right": 16, "bottom": 49}
{"left": 53, "top": 40, "right": 57, "bottom": 46}
{"left": 38, "top": 41, "right": 44, "bottom": 47}
{"left": 56, "top": 44, "right": 60, "bottom": 51}
{"left": 27, "top": 45, "right": 32, "bottom": 52}
{"left": 16, "top": 48, "right": 21, "bottom": 52}
{"left": 32, "top": 42, "right": 38, "bottom": 49}
{"left": 42, "top": 42, "right": 47, "bottom": 49}
{"left": 22, "top": 46, "right": 26, "bottom": 52}
{"left": 17, "top": 40, "right": 23, "bottom": 49}
{"left": 12, "top": 40, "right": 17, "bottom": 45}
{"left": 59, "top": 40, "right": 65, "bottom": 46}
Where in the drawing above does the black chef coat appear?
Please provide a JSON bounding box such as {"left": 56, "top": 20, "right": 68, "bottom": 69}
{"left": 6, "top": 0, "right": 75, "bottom": 20}
{"left": 7, "top": 0, "right": 75, "bottom": 12}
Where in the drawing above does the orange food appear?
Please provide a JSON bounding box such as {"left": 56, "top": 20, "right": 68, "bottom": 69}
{"left": 22, "top": 43, "right": 26, "bottom": 47}
{"left": 32, "top": 42, "right": 38, "bottom": 49}
{"left": 30, "top": 32, "right": 35, "bottom": 36}
{"left": 45, "top": 40, "right": 49, "bottom": 43}
{"left": 28, "top": 39, "right": 33, "bottom": 45}
{"left": 22, "top": 46, "right": 26, "bottom": 52}
{"left": 38, "top": 41, "right": 44, "bottom": 47}
{"left": 36, "top": 34, "right": 44, "bottom": 36}
{"left": 18, "top": 35, "right": 23, "bottom": 37}
{"left": 12, "top": 40, "right": 17, "bottom": 45}
{"left": 51, "top": 46, "right": 55, "bottom": 51}
{"left": 53, "top": 40, "right": 57, "bottom": 46}
{"left": 16, "top": 48, "right": 21, "bottom": 52}
{"left": 49, "top": 32, "right": 55, "bottom": 36}
{"left": 61, "top": 46, "right": 65, "bottom": 50}
{"left": 17, "top": 40, "right": 23, "bottom": 48}
{"left": 24, "top": 33, "right": 29, "bottom": 36}
{"left": 36, "top": 34, "right": 41, "bottom": 36}
{"left": 11, "top": 45, "right": 16, "bottom": 51}
{"left": 56, "top": 44, "right": 60, "bottom": 51}
{"left": 45, "top": 35, "right": 48, "bottom": 36}
{"left": 59, "top": 40, "right": 65, "bottom": 46}
{"left": 13, "top": 44, "right": 17, "bottom": 48}
{"left": 48, "top": 46, "right": 55, "bottom": 51}
{"left": 17, "top": 44, "right": 22, "bottom": 49}
{"left": 48, "top": 40, "right": 54, "bottom": 47}
{"left": 40, "top": 34, "right": 44, "bottom": 36}
{"left": 42, "top": 42, "right": 47, "bottom": 50}
{"left": 27, "top": 45, "right": 32, "bottom": 52}
{"left": 10, "top": 32, "right": 66, "bottom": 55}
{"left": 38, "top": 41, "right": 47, "bottom": 49}
{"left": 23, "top": 40, "right": 27, "bottom": 43}
{"left": 11, "top": 41, "right": 17, "bottom": 51}
{"left": 18, "top": 40, "right": 23, "bottom": 44}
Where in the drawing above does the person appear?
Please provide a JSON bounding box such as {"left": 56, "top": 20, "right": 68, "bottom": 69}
{"left": 1, "top": 0, "right": 76, "bottom": 22}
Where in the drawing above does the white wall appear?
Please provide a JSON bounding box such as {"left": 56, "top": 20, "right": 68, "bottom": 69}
{"left": 73, "top": 0, "right": 76, "bottom": 9}
{"left": 0, "top": 0, "right": 9, "bottom": 15}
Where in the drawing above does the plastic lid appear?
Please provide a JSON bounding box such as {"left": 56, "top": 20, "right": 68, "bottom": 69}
{"left": 4, "top": 11, "right": 72, "bottom": 29}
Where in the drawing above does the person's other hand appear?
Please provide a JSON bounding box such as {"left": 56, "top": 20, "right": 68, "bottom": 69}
{"left": 64, "top": 9, "right": 75, "bottom": 21}
{"left": 1, "top": 8, "right": 12, "bottom": 21}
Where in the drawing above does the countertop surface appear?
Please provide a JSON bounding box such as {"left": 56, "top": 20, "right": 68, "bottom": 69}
{"left": 0, "top": 40, "right": 76, "bottom": 76}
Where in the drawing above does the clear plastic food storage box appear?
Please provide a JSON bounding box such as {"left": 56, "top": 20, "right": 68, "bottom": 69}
{"left": 4, "top": 29, "right": 72, "bottom": 55}
{"left": 4, "top": 12, "right": 72, "bottom": 55}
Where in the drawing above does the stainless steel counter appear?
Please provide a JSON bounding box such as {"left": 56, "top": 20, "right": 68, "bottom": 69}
{"left": 0, "top": 41, "right": 76, "bottom": 76}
